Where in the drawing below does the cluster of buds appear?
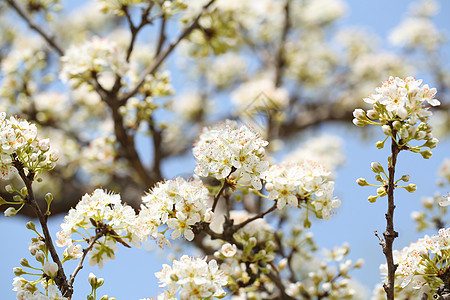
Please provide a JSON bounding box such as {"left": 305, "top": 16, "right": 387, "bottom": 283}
{"left": 12, "top": 222, "right": 67, "bottom": 299}
{"left": 353, "top": 76, "right": 440, "bottom": 158}
{"left": 357, "top": 162, "right": 415, "bottom": 203}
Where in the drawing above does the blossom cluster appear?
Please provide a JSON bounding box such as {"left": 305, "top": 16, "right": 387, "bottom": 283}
{"left": 262, "top": 161, "right": 340, "bottom": 219}
{"left": 353, "top": 76, "right": 440, "bottom": 158}
{"left": 60, "top": 37, "right": 126, "bottom": 86}
{"left": 56, "top": 189, "right": 137, "bottom": 268}
{"left": 0, "top": 112, "right": 58, "bottom": 179}
{"left": 379, "top": 227, "right": 450, "bottom": 292}
{"left": 136, "top": 177, "right": 213, "bottom": 244}
{"left": 155, "top": 255, "right": 227, "bottom": 300}
{"left": 193, "top": 120, "right": 270, "bottom": 190}
{"left": 354, "top": 76, "right": 439, "bottom": 124}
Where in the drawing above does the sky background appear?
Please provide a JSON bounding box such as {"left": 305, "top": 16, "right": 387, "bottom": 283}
{"left": 1, "top": 0, "right": 450, "bottom": 299}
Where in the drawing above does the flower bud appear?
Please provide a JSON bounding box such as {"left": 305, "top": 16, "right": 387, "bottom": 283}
{"left": 393, "top": 121, "right": 402, "bottom": 131}
{"left": 4, "top": 207, "right": 17, "bottom": 217}
{"left": 13, "top": 195, "right": 22, "bottom": 202}
{"left": 376, "top": 140, "right": 385, "bottom": 149}
{"left": 371, "top": 162, "right": 384, "bottom": 174}
{"left": 0, "top": 197, "right": 6, "bottom": 206}
{"left": 374, "top": 174, "right": 383, "bottom": 183}
{"left": 356, "top": 178, "right": 368, "bottom": 186}
{"left": 20, "top": 258, "right": 30, "bottom": 267}
{"left": 20, "top": 187, "right": 28, "bottom": 197}
{"left": 352, "top": 118, "right": 366, "bottom": 127}
{"left": 203, "top": 209, "right": 214, "bottom": 223}
{"left": 248, "top": 237, "right": 257, "bottom": 248}
{"left": 424, "top": 138, "right": 439, "bottom": 149}
{"left": 400, "top": 175, "right": 410, "bottom": 182}
{"left": 416, "top": 131, "right": 426, "bottom": 140}
{"left": 43, "top": 262, "right": 58, "bottom": 278}
{"left": 278, "top": 258, "right": 288, "bottom": 270}
{"left": 265, "top": 182, "right": 274, "bottom": 192}
{"left": 100, "top": 296, "right": 109, "bottom": 300}
{"left": 405, "top": 184, "right": 417, "bottom": 193}
{"left": 420, "top": 150, "right": 432, "bottom": 159}
{"left": 381, "top": 125, "right": 391, "bottom": 135}
{"left": 354, "top": 258, "right": 364, "bottom": 268}
{"left": 377, "top": 187, "right": 387, "bottom": 197}
{"left": 13, "top": 267, "right": 25, "bottom": 276}
{"left": 367, "top": 110, "right": 378, "bottom": 119}
{"left": 35, "top": 252, "right": 45, "bottom": 263}
{"left": 5, "top": 184, "right": 14, "bottom": 193}
{"left": 45, "top": 193, "right": 53, "bottom": 204}
{"left": 368, "top": 195, "right": 378, "bottom": 203}
{"left": 353, "top": 109, "right": 366, "bottom": 118}
{"left": 26, "top": 221, "right": 36, "bottom": 231}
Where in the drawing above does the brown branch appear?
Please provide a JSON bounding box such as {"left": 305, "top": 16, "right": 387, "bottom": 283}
{"left": 274, "top": 0, "right": 291, "bottom": 88}
{"left": 155, "top": 15, "right": 167, "bottom": 56}
{"left": 119, "top": 0, "right": 216, "bottom": 105}
{"left": 5, "top": 0, "right": 64, "bottom": 56}
{"left": 381, "top": 128, "right": 401, "bottom": 300}
{"left": 124, "top": 2, "right": 154, "bottom": 62}
{"left": 13, "top": 158, "right": 71, "bottom": 297}
{"left": 68, "top": 231, "right": 103, "bottom": 288}
{"left": 110, "top": 101, "right": 156, "bottom": 187}
{"left": 212, "top": 178, "right": 230, "bottom": 212}
{"left": 232, "top": 202, "right": 277, "bottom": 232}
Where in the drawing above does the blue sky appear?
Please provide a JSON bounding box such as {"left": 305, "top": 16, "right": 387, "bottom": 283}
{"left": 1, "top": 0, "right": 450, "bottom": 299}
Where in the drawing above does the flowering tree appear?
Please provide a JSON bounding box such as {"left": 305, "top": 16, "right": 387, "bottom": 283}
{"left": 0, "top": 0, "right": 449, "bottom": 299}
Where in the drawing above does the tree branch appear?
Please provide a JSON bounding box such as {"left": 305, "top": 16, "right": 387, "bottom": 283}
{"left": 5, "top": 0, "right": 64, "bottom": 56}
{"left": 13, "top": 158, "right": 71, "bottom": 297}
{"left": 381, "top": 128, "right": 401, "bottom": 300}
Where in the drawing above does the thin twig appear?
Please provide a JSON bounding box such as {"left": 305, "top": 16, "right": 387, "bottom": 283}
{"left": 232, "top": 202, "right": 277, "bottom": 232}
{"left": 5, "top": 0, "right": 64, "bottom": 56}
{"left": 68, "top": 231, "right": 103, "bottom": 287}
{"left": 212, "top": 179, "right": 229, "bottom": 212}
{"left": 119, "top": 0, "right": 216, "bottom": 104}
